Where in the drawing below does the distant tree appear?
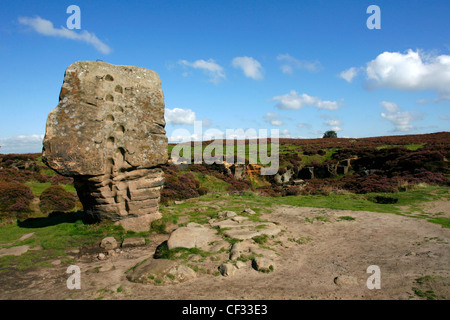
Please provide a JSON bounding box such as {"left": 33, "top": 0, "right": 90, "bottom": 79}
{"left": 323, "top": 130, "right": 338, "bottom": 138}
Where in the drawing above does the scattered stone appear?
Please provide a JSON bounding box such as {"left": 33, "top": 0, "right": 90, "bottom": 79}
{"left": 252, "top": 257, "right": 274, "bottom": 272}
{"left": 121, "top": 237, "right": 146, "bottom": 248}
{"left": 219, "top": 263, "right": 236, "bottom": 277}
{"left": 188, "top": 254, "right": 203, "bottom": 262}
{"left": 42, "top": 61, "right": 168, "bottom": 232}
{"left": 174, "top": 201, "right": 185, "bottom": 205}
{"left": 97, "top": 253, "right": 106, "bottom": 260}
{"left": 167, "top": 223, "right": 221, "bottom": 250}
{"left": 51, "top": 259, "right": 61, "bottom": 266}
{"left": 68, "top": 249, "right": 80, "bottom": 255}
{"left": 222, "top": 222, "right": 281, "bottom": 241}
{"left": 252, "top": 246, "right": 278, "bottom": 259}
{"left": 212, "top": 219, "right": 255, "bottom": 229}
{"left": 0, "top": 245, "right": 30, "bottom": 258}
{"left": 18, "top": 233, "right": 34, "bottom": 241}
{"left": 333, "top": 275, "right": 359, "bottom": 287}
{"left": 229, "top": 242, "right": 251, "bottom": 261}
{"left": 107, "top": 250, "right": 116, "bottom": 257}
{"left": 232, "top": 216, "right": 248, "bottom": 223}
{"left": 242, "top": 208, "right": 257, "bottom": 215}
{"left": 100, "top": 237, "right": 118, "bottom": 250}
{"left": 126, "top": 259, "right": 196, "bottom": 285}
{"left": 218, "top": 211, "right": 237, "bottom": 219}
{"left": 99, "top": 262, "right": 115, "bottom": 272}
{"left": 209, "top": 241, "right": 229, "bottom": 253}
{"left": 235, "top": 261, "right": 247, "bottom": 269}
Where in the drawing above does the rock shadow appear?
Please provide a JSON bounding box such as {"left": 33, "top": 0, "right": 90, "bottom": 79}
{"left": 17, "top": 211, "right": 94, "bottom": 228}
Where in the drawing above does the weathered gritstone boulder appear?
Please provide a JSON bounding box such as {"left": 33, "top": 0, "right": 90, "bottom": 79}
{"left": 42, "top": 61, "right": 168, "bottom": 232}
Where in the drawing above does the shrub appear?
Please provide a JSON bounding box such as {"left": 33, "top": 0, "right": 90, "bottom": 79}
{"left": 284, "top": 186, "right": 301, "bottom": 196}
{"left": 0, "top": 181, "right": 34, "bottom": 213}
{"left": 198, "top": 187, "right": 209, "bottom": 195}
{"left": 39, "top": 185, "right": 76, "bottom": 213}
{"left": 160, "top": 168, "right": 205, "bottom": 204}
{"left": 369, "top": 195, "right": 398, "bottom": 204}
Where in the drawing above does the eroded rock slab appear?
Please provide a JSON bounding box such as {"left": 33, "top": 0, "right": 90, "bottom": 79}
{"left": 167, "top": 223, "right": 222, "bottom": 251}
{"left": 126, "top": 259, "right": 196, "bottom": 285}
{"left": 0, "top": 245, "right": 30, "bottom": 258}
{"left": 211, "top": 217, "right": 281, "bottom": 241}
{"left": 42, "top": 61, "right": 168, "bottom": 232}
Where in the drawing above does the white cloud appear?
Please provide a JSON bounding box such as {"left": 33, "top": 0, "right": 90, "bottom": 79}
{"left": 231, "top": 56, "right": 264, "bottom": 80}
{"left": 281, "top": 129, "right": 291, "bottom": 138}
{"left": 178, "top": 59, "right": 225, "bottom": 83}
{"left": 277, "top": 54, "right": 322, "bottom": 73}
{"left": 366, "top": 49, "right": 450, "bottom": 99}
{"left": 165, "top": 108, "right": 197, "bottom": 125}
{"left": 271, "top": 90, "right": 340, "bottom": 110}
{"left": 439, "top": 115, "right": 450, "bottom": 120}
{"left": 263, "top": 113, "right": 283, "bottom": 126}
{"left": 201, "top": 117, "right": 212, "bottom": 127}
{"left": 416, "top": 99, "right": 429, "bottom": 104}
{"left": 168, "top": 127, "right": 226, "bottom": 143}
{"left": 339, "top": 67, "right": 360, "bottom": 83}
{"left": 297, "top": 123, "right": 312, "bottom": 129}
{"left": 0, "top": 134, "right": 44, "bottom": 154}
{"left": 18, "top": 16, "right": 111, "bottom": 54}
{"left": 325, "top": 119, "right": 343, "bottom": 126}
{"left": 380, "top": 101, "right": 421, "bottom": 132}
{"left": 330, "top": 126, "right": 343, "bottom": 132}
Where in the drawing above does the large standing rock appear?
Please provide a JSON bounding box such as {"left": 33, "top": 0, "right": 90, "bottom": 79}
{"left": 42, "top": 61, "right": 168, "bottom": 232}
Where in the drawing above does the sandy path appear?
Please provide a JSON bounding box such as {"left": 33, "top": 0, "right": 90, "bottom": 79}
{"left": 0, "top": 204, "right": 448, "bottom": 300}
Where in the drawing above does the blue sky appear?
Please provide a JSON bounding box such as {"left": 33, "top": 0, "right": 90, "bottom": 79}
{"left": 0, "top": 0, "right": 449, "bottom": 153}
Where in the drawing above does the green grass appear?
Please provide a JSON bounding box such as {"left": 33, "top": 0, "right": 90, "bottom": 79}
{"left": 377, "top": 144, "right": 424, "bottom": 151}
{"left": 25, "top": 181, "right": 52, "bottom": 196}
{"left": 221, "top": 185, "right": 449, "bottom": 228}
{"left": 0, "top": 212, "right": 131, "bottom": 272}
{"left": 252, "top": 234, "right": 269, "bottom": 244}
{"left": 25, "top": 181, "right": 76, "bottom": 197}
{"left": 338, "top": 216, "right": 356, "bottom": 221}
{"left": 412, "top": 287, "right": 438, "bottom": 300}
{"left": 191, "top": 172, "right": 229, "bottom": 192}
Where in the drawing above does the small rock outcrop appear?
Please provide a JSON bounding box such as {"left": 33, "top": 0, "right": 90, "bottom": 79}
{"left": 42, "top": 61, "right": 168, "bottom": 232}
{"left": 126, "top": 259, "right": 197, "bottom": 285}
{"left": 167, "top": 223, "right": 221, "bottom": 250}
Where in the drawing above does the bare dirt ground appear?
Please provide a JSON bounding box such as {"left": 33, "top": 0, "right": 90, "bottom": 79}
{"left": 0, "top": 201, "right": 449, "bottom": 300}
